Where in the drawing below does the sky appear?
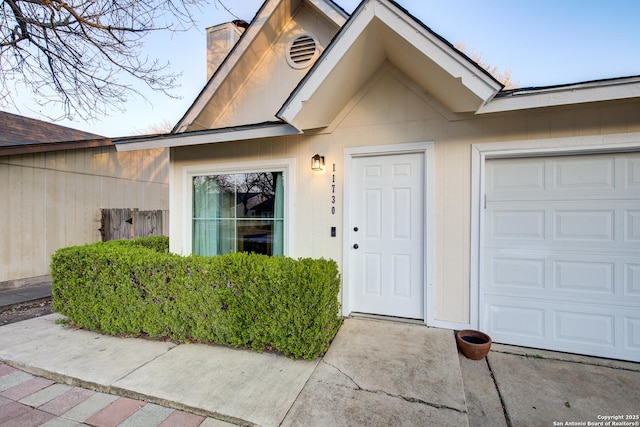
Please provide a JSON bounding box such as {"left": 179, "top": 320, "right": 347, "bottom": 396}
{"left": 6, "top": 0, "right": 640, "bottom": 137}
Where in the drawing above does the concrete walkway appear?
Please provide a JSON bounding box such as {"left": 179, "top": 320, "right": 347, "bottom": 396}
{"left": 283, "top": 318, "right": 467, "bottom": 426}
{"left": 2, "top": 310, "right": 639, "bottom": 426}
{"left": 0, "top": 315, "right": 466, "bottom": 426}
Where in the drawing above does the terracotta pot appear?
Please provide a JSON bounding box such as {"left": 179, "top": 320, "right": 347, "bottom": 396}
{"left": 456, "top": 330, "right": 492, "bottom": 360}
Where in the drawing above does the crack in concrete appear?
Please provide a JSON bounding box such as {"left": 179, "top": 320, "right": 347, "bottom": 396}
{"left": 322, "top": 360, "right": 467, "bottom": 415}
{"left": 321, "top": 359, "right": 360, "bottom": 389}
{"left": 485, "top": 356, "right": 513, "bottom": 427}
{"left": 279, "top": 358, "right": 322, "bottom": 426}
{"left": 493, "top": 350, "right": 640, "bottom": 373}
{"left": 112, "top": 343, "right": 179, "bottom": 385}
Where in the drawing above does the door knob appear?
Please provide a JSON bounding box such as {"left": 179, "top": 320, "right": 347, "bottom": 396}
{"left": 353, "top": 227, "right": 359, "bottom": 232}
{"left": 353, "top": 244, "right": 359, "bottom": 249}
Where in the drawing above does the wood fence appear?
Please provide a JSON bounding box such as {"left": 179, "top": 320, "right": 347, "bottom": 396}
{"left": 100, "top": 208, "right": 169, "bottom": 241}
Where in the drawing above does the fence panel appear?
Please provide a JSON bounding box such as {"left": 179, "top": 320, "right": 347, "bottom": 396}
{"left": 100, "top": 208, "right": 168, "bottom": 241}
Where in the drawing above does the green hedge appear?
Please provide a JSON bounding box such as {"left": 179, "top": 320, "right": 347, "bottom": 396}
{"left": 50, "top": 239, "right": 342, "bottom": 360}
{"left": 107, "top": 235, "right": 169, "bottom": 253}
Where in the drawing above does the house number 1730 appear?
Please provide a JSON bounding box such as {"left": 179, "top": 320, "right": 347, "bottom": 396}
{"left": 331, "top": 163, "right": 336, "bottom": 215}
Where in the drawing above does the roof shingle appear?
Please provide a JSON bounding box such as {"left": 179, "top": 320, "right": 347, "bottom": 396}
{"left": 0, "top": 111, "right": 103, "bottom": 147}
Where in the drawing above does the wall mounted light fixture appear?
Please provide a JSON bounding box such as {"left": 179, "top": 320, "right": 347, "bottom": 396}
{"left": 311, "top": 154, "right": 325, "bottom": 171}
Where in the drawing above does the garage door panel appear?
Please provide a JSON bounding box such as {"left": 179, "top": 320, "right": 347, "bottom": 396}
{"left": 553, "top": 260, "right": 614, "bottom": 293}
{"left": 484, "top": 296, "right": 640, "bottom": 361}
{"left": 483, "top": 153, "right": 640, "bottom": 362}
{"left": 489, "top": 210, "right": 545, "bottom": 240}
{"left": 488, "top": 159, "right": 545, "bottom": 193}
{"left": 627, "top": 210, "right": 640, "bottom": 241}
{"left": 485, "top": 301, "right": 545, "bottom": 339}
{"left": 489, "top": 256, "right": 545, "bottom": 289}
{"left": 553, "top": 310, "right": 614, "bottom": 347}
{"left": 627, "top": 156, "right": 640, "bottom": 188}
{"left": 486, "top": 252, "right": 640, "bottom": 305}
{"left": 553, "top": 156, "right": 615, "bottom": 190}
{"left": 487, "top": 202, "right": 640, "bottom": 251}
{"left": 626, "top": 263, "right": 640, "bottom": 296}
{"left": 554, "top": 210, "right": 614, "bottom": 242}
{"left": 488, "top": 154, "right": 640, "bottom": 200}
{"left": 626, "top": 317, "right": 640, "bottom": 352}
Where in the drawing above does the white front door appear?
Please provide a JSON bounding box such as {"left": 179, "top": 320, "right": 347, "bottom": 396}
{"left": 349, "top": 153, "right": 425, "bottom": 319}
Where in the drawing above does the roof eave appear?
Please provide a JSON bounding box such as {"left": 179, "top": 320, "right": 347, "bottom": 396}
{"left": 305, "top": 0, "right": 349, "bottom": 25}
{"left": 0, "top": 138, "right": 113, "bottom": 156}
{"left": 477, "top": 76, "right": 640, "bottom": 114}
{"left": 278, "top": 0, "right": 502, "bottom": 130}
{"left": 115, "top": 122, "right": 301, "bottom": 151}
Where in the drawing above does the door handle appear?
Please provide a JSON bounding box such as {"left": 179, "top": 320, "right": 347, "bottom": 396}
{"left": 353, "top": 244, "right": 359, "bottom": 249}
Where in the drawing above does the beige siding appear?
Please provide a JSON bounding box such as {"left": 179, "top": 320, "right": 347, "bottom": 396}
{"left": 171, "top": 64, "right": 640, "bottom": 324}
{"left": 0, "top": 146, "right": 169, "bottom": 283}
{"left": 191, "top": 5, "right": 340, "bottom": 130}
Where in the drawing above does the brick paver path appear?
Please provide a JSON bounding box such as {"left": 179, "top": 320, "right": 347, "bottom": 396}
{"left": 0, "top": 362, "right": 226, "bottom": 426}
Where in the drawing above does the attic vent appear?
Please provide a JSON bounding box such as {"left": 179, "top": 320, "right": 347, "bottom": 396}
{"left": 287, "top": 34, "right": 320, "bottom": 69}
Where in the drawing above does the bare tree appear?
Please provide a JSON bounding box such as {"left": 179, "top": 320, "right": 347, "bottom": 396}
{"left": 0, "top": 0, "right": 226, "bottom": 121}
{"left": 134, "top": 118, "right": 174, "bottom": 135}
{"left": 456, "top": 42, "right": 518, "bottom": 89}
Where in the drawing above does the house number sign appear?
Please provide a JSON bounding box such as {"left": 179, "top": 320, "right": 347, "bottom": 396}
{"left": 331, "top": 163, "right": 337, "bottom": 215}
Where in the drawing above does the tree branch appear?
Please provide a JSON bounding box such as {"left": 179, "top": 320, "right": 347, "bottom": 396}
{"left": 1, "top": 0, "right": 233, "bottom": 121}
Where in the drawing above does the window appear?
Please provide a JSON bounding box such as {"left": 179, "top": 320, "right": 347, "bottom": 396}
{"left": 192, "top": 172, "right": 285, "bottom": 256}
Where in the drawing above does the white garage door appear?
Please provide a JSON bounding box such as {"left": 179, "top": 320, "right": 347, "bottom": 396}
{"left": 482, "top": 153, "right": 640, "bottom": 362}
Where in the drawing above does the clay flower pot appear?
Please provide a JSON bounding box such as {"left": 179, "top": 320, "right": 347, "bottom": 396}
{"left": 456, "top": 330, "right": 492, "bottom": 360}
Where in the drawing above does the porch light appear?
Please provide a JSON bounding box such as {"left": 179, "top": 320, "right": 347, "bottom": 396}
{"left": 311, "top": 154, "right": 325, "bottom": 171}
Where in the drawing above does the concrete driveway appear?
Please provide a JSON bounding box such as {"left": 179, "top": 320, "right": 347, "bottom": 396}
{"left": 460, "top": 343, "right": 640, "bottom": 427}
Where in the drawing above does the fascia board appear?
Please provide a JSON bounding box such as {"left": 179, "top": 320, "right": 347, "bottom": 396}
{"left": 0, "top": 139, "right": 113, "bottom": 156}
{"left": 375, "top": 1, "right": 501, "bottom": 99}
{"left": 477, "top": 79, "right": 640, "bottom": 114}
{"left": 115, "top": 124, "right": 301, "bottom": 152}
{"left": 278, "top": 2, "right": 376, "bottom": 125}
{"left": 305, "top": 0, "right": 349, "bottom": 26}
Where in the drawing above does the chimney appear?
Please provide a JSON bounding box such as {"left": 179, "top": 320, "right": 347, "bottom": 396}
{"left": 206, "top": 20, "right": 248, "bottom": 79}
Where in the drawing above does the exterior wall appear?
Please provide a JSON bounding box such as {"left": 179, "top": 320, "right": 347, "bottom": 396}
{"left": 191, "top": 4, "right": 339, "bottom": 130}
{"left": 171, "top": 64, "right": 640, "bottom": 325}
{"left": 0, "top": 146, "right": 169, "bottom": 283}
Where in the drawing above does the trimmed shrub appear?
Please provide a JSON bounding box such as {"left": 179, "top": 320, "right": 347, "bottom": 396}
{"left": 50, "top": 239, "right": 342, "bottom": 360}
{"left": 107, "top": 235, "right": 169, "bottom": 253}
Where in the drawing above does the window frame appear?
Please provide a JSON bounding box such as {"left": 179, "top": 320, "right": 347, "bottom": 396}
{"left": 182, "top": 158, "right": 295, "bottom": 257}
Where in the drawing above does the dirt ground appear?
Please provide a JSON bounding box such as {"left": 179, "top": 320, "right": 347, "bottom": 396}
{"left": 0, "top": 298, "right": 53, "bottom": 325}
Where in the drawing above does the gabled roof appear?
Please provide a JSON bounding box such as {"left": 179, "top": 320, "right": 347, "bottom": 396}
{"left": 0, "top": 111, "right": 109, "bottom": 156}
{"left": 173, "top": 0, "right": 349, "bottom": 133}
{"left": 116, "top": 0, "right": 640, "bottom": 152}
{"left": 278, "top": 0, "right": 503, "bottom": 130}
